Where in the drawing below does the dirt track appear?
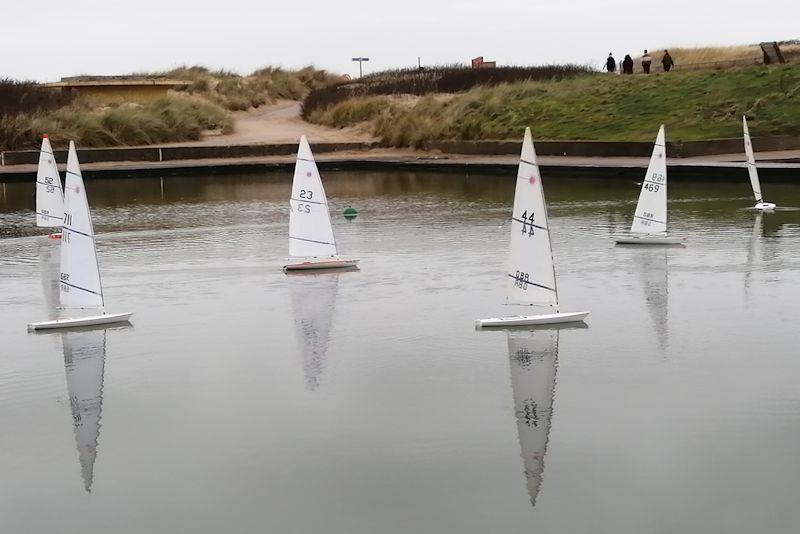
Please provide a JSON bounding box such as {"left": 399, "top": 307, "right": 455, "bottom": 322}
{"left": 163, "top": 100, "right": 376, "bottom": 147}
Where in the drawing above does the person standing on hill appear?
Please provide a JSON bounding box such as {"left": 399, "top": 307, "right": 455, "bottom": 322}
{"left": 662, "top": 50, "right": 675, "bottom": 72}
{"left": 622, "top": 54, "right": 634, "bottom": 74}
{"left": 642, "top": 50, "right": 652, "bottom": 74}
{"left": 606, "top": 53, "right": 617, "bottom": 73}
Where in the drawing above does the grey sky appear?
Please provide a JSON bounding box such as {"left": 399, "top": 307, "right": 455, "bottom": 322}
{"left": 2, "top": 0, "right": 798, "bottom": 81}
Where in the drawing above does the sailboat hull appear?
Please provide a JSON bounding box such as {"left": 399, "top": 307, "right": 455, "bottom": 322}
{"left": 615, "top": 236, "right": 686, "bottom": 246}
{"left": 754, "top": 202, "right": 776, "bottom": 211}
{"left": 283, "top": 259, "right": 359, "bottom": 272}
{"left": 28, "top": 312, "right": 133, "bottom": 331}
{"left": 477, "top": 311, "right": 589, "bottom": 328}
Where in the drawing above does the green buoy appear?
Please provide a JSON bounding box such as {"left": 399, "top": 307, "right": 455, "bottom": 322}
{"left": 343, "top": 206, "right": 358, "bottom": 219}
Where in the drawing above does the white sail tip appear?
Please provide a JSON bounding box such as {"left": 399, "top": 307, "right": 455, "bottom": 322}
{"left": 521, "top": 128, "right": 537, "bottom": 163}
{"left": 297, "top": 135, "right": 314, "bottom": 160}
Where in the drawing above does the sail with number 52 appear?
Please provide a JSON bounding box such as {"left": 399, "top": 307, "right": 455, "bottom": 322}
{"left": 505, "top": 128, "right": 558, "bottom": 308}
{"left": 288, "top": 136, "right": 338, "bottom": 259}
{"left": 60, "top": 142, "right": 104, "bottom": 310}
{"left": 630, "top": 125, "right": 668, "bottom": 235}
{"left": 35, "top": 135, "right": 64, "bottom": 228}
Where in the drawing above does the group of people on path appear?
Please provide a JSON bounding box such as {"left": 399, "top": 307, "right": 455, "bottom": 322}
{"left": 605, "top": 50, "right": 674, "bottom": 74}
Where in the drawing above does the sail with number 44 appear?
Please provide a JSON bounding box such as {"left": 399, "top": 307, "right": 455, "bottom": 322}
{"left": 630, "top": 125, "right": 668, "bottom": 235}
{"left": 505, "top": 128, "right": 558, "bottom": 309}
{"left": 59, "top": 141, "right": 104, "bottom": 310}
{"left": 35, "top": 135, "right": 64, "bottom": 228}
{"left": 288, "top": 136, "right": 338, "bottom": 259}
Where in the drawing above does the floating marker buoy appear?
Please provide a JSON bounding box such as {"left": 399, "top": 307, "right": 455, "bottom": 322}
{"left": 343, "top": 206, "right": 358, "bottom": 219}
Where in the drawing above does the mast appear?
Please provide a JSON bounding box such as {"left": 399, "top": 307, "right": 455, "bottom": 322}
{"left": 743, "top": 117, "right": 763, "bottom": 203}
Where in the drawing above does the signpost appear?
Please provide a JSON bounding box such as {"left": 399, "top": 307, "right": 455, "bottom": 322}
{"left": 351, "top": 57, "right": 370, "bottom": 78}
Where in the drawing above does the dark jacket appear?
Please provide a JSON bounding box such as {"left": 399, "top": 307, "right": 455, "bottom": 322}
{"left": 622, "top": 55, "right": 634, "bottom": 74}
{"left": 606, "top": 56, "right": 616, "bottom": 72}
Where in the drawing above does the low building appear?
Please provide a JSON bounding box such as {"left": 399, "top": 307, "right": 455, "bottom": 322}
{"left": 46, "top": 76, "right": 189, "bottom": 104}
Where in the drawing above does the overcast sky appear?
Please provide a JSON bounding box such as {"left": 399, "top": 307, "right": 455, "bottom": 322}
{"left": 2, "top": 0, "right": 798, "bottom": 82}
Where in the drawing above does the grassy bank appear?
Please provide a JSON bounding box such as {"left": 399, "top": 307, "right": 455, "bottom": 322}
{"left": 308, "top": 64, "right": 800, "bottom": 146}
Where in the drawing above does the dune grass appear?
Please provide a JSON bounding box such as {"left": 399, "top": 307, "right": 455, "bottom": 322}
{"left": 308, "top": 63, "right": 800, "bottom": 146}
{"left": 1, "top": 96, "right": 233, "bottom": 150}
{"left": 164, "top": 65, "right": 342, "bottom": 111}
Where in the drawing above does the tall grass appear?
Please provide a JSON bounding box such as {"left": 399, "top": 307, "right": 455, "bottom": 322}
{"left": 634, "top": 41, "right": 800, "bottom": 72}
{"left": 308, "top": 63, "right": 800, "bottom": 146}
{"left": 301, "top": 64, "right": 594, "bottom": 118}
{"left": 163, "top": 65, "right": 342, "bottom": 111}
{"left": 1, "top": 96, "right": 233, "bottom": 151}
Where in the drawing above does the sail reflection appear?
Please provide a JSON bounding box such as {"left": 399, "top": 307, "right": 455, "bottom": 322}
{"left": 61, "top": 328, "right": 107, "bottom": 492}
{"left": 507, "top": 330, "right": 559, "bottom": 507}
{"left": 38, "top": 241, "right": 61, "bottom": 316}
{"left": 287, "top": 272, "right": 341, "bottom": 390}
{"left": 635, "top": 249, "right": 669, "bottom": 350}
{"left": 744, "top": 213, "right": 762, "bottom": 298}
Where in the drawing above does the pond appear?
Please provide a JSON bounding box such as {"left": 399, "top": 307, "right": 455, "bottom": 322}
{"left": 2, "top": 170, "right": 800, "bottom": 534}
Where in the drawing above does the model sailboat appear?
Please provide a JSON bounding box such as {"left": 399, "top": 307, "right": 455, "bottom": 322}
{"left": 615, "top": 125, "right": 686, "bottom": 245}
{"left": 35, "top": 135, "right": 64, "bottom": 238}
{"left": 283, "top": 136, "right": 358, "bottom": 271}
{"left": 743, "top": 116, "right": 776, "bottom": 211}
{"left": 28, "top": 142, "right": 132, "bottom": 330}
{"left": 477, "top": 128, "right": 588, "bottom": 327}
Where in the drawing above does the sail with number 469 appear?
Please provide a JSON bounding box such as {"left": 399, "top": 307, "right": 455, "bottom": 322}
{"left": 615, "top": 125, "right": 685, "bottom": 245}
{"left": 477, "top": 128, "right": 588, "bottom": 327}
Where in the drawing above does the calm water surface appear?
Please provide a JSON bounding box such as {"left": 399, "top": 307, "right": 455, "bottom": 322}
{"left": 2, "top": 171, "right": 800, "bottom": 534}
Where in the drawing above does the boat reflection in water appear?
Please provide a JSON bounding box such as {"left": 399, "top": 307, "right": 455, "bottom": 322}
{"left": 507, "top": 328, "right": 561, "bottom": 507}
{"left": 60, "top": 328, "right": 110, "bottom": 492}
{"left": 287, "top": 271, "right": 344, "bottom": 390}
{"left": 38, "top": 241, "right": 61, "bottom": 315}
{"left": 635, "top": 248, "right": 669, "bottom": 351}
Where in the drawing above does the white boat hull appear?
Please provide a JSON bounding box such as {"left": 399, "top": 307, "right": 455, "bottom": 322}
{"left": 754, "top": 202, "right": 776, "bottom": 211}
{"left": 283, "top": 259, "right": 359, "bottom": 272}
{"left": 615, "top": 236, "right": 686, "bottom": 245}
{"left": 28, "top": 312, "right": 133, "bottom": 331}
{"left": 477, "top": 311, "right": 589, "bottom": 328}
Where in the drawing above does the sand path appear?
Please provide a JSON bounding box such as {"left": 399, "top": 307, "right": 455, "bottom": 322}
{"left": 160, "top": 99, "right": 376, "bottom": 147}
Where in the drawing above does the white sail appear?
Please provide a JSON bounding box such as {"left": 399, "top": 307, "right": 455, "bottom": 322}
{"left": 35, "top": 136, "right": 64, "bottom": 228}
{"left": 630, "top": 125, "right": 668, "bottom": 235}
{"left": 59, "top": 142, "right": 104, "bottom": 310}
{"left": 288, "top": 136, "right": 338, "bottom": 259}
{"left": 505, "top": 128, "right": 558, "bottom": 308}
{"left": 288, "top": 272, "right": 340, "bottom": 390}
{"left": 62, "top": 328, "right": 106, "bottom": 492}
{"left": 508, "top": 330, "right": 559, "bottom": 507}
{"left": 743, "top": 116, "right": 763, "bottom": 203}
